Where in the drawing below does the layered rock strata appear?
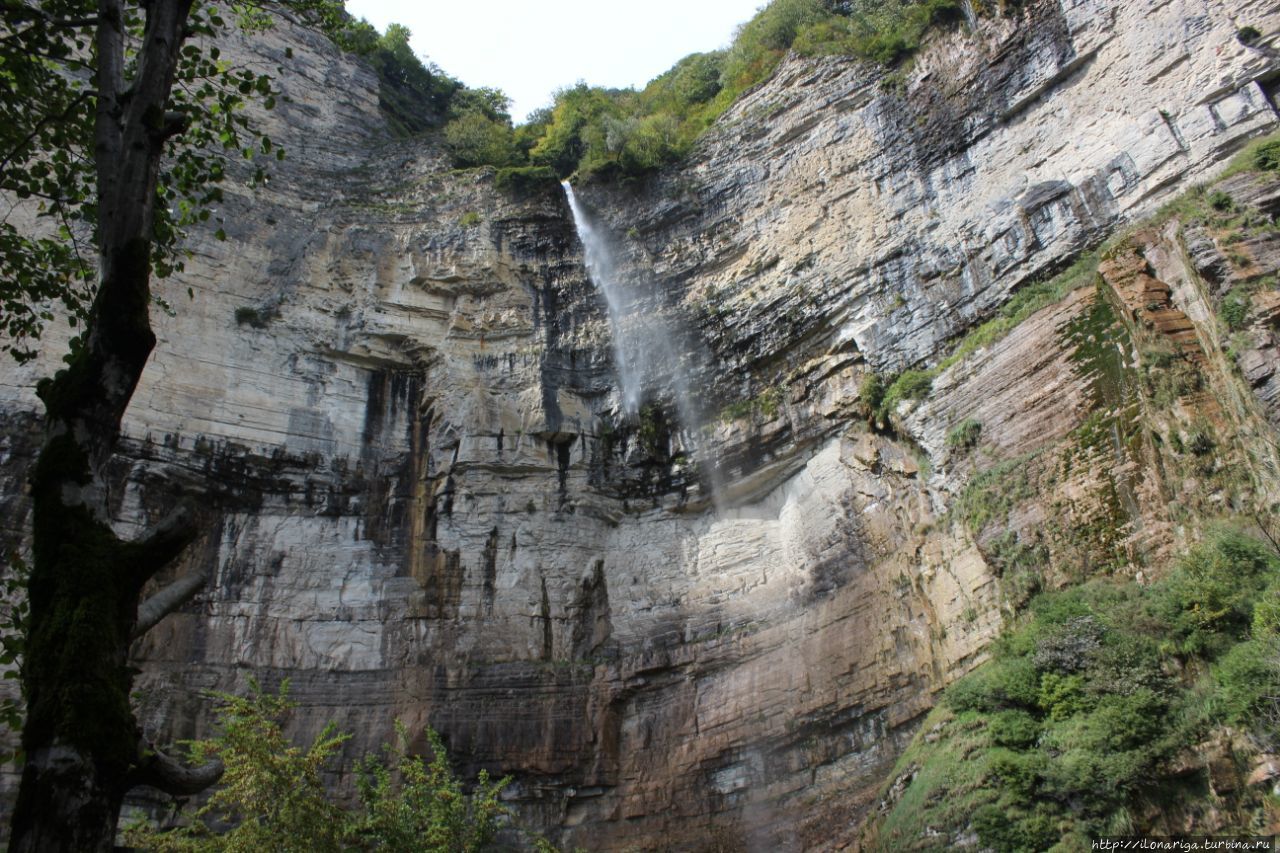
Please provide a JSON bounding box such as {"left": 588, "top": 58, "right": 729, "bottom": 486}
{"left": 1, "top": 1, "right": 1279, "bottom": 850}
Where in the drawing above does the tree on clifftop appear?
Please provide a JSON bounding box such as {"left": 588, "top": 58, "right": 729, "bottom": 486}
{"left": 0, "top": 1, "right": 348, "bottom": 848}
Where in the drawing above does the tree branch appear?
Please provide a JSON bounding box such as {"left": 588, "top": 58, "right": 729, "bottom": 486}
{"left": 0, "top": 12, "right": 101, "bottom": 47}
{"left": 126, "top": 741, "right": 223, "bottom": 796}
{"left": 0, "top": 91, "right": 93, "bottom": 182}
{"left": 132, "top": 568, "right": 207, "bottom": 639}
{"left": 132, "top": 501, "right": 199, "bottom": 581}
{"left": 158, "top": 110, "right": 188, "bottom": 141}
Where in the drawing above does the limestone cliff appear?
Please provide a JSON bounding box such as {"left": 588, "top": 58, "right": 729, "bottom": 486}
{"left": 1, "top": 1, "right": 1279, "bottom": 850}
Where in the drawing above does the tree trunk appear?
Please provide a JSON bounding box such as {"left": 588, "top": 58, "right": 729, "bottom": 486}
{"left": 7, "top": 1, "right": 206, "bottom": 849}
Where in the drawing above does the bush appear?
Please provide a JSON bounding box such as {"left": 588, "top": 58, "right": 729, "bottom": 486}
{"left": 494, "top": 165, "right": 559, "bottom": 198}
{"left": 876, "top": 368, "right": 936, "bottom": 423}
{"left": 1037, "top": 672, "right": 1092, "bottom": 721}
{"left": 795, "top": 0, "right": 965, "bottom": 66}
{"left": 1032, "top": 616, "right": 1102, "bottom": 674}
{"left": 349, "top": 723, "right": 510, "bottom": 852}
{"left": 1168, "top": 531, "right": 1279, "bottom": 642}
{"left": 882, "top": 531, "right": 1280, "bottom": 846}
{"left": 1207, "top": 189, "right": 1235, "bottom": 212}
{"left": 1253, "top": 586, "right": 1280, "bottom": 635}
{"left": 1220, "top": 287, "right": 1251, "bottom": 330}
{"left": 859, "top": 372, "right": 885, "bottom": 418}
{"left": 1255, "top": 139, "right": 1280, "bottom": 173}
{"left": 125, "top": 682, "right": 513, "bottom": 852}
{"left": 971, "top": 802, "right": 1060, "bottom": 853}
{"left": 988, "top": 709, "right": 1040, "bottom": 748}
{"left": 126, "top": 681, "right": 350, "bottom": 852}
{"left": 946, "top": 656, "right": 1039, "bottom": 713}
{"left": 234, "top": 306, "right": 270, "bottom": 329}
{"left": 444, "top": 111, "right": 519, "bottom": 168}
{"left": 1238, "top": 25, "right": 1263, "bottom": 45}
{"left": 720, "top": 0, "right": 828, "bottom": 91}
{"left": 517, "top": 0, "right": 975, "bottom": 181}
{"left": 945, "top": 418, "right": 982, "bottom": 451}
{"left": 1039, "top": 690, "right": 1167, "bottom": 796}
{"left": 1213, "top": 637, "right": 1280, "bottom": 725}
{"left": 348, "top": 22, "right": 463, "bottom": 135}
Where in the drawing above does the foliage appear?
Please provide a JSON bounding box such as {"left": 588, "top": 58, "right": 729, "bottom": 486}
{"left": 493, "top": 165, "right": 560, "bottom": 198}
{"left": 859, "top": 372, "right": 886, "bottom": 420}
{"left": 348, "top": 723, "right": 511, "bottom": 852}
{"left": 233, "top": 306, "right": 274, "bottom": 329}
{"left": 1207, "top": 189, "right": 1235, "bottom": 212}
{"left": 444, "top": 111, "right": 520, "bottom": 168}
{"left": 793, "top": 0, "right": 966, "bottom": 66}
{"left": 1255, "top": 139, "right": 1280, "bottom": 173}
{"left": 126, "top": 683, "right": 513, "bottom": 852}
{"left": 1213, "top": 637, "right": 1280, "bottom": 726}
{"left": 875, "top": 368, "right": 935, "bottom": 424}
{"left": 873, "top": 529, "right": 1280, "bottom": 850}
{"left": 528, "top": 83, "right": 630, "bottom": 178}
{"left": 1238, "top": 26, "right": 1263, "bottom": 46}
{"left": 945, "top": 418, "right": 982, "bottom": 451}
{"left": 0, "top": 1, "right": 304, "bottom": 360}
{"left": 126, "top": 681, "right": 350, "bottom": 852}
{"left": 0, "top": 551, "right": 30, "bottom": 765}
{"left": 519, "top": 0, "right": 981, "bottom": 181}
{"left": 720, "top": 0, "right": 829, "bottom": 92}
{"left": 337, "top": 21, "right": 463, "bottom": 136}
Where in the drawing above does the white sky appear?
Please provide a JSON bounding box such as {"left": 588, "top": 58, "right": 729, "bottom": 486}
{"left": 342, "top": 0, "right": 766, "bottom": 122}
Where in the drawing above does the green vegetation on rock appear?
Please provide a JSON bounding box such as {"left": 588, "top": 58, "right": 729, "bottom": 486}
{"left": 494, "top": 165, "right": 561, "bottom": 197}
{"left": 946, "top": 418, "right": 983, "bottom": 452}
{"left": 871, "top": 530, "right": 1280, "bottom": 851}
{"left": 361, "top": 0, "right": 1011, "bottom": 185}
{"left": 125, "top": 682, "right": 514, "bottom": 852}
{"left": 349, "top": 1, "right": 1028, "bottom": 181}
{"left": 524, "top": 0, "right": 985, "bottom": 181}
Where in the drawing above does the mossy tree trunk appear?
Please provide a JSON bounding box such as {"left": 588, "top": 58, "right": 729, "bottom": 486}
{"left": 7, "top": 1, "right": 222, "bottom": 849}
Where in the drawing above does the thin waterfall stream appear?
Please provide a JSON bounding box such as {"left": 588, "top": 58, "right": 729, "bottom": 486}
{"left": 562, "top": 181, "right": 725, "bottom": 508}
{"left": 562, "top": 181, "right": 644, "bottom": 414}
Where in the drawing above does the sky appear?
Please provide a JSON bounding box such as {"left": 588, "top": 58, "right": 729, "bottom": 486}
{"left": 343, "top": 0, "right": 767, "bottom": 123}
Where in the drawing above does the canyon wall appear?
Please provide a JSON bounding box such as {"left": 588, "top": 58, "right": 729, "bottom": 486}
{"left": 2, "top": 0, "right": 1280, "bottom": 849}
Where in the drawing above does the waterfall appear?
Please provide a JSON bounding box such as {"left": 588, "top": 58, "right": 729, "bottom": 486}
{"left": 561, "top": 181, "right": 645, "bottom": 415}
{"left": 561, "top": 181, "right": 725, "bottom": 507}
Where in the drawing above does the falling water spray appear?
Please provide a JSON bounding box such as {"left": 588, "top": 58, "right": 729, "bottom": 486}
{"left": 562, "top": 181, "right": 645, "bottom": 415}
{"left": 561, "top": 182, "right": 725, "bottom": 507}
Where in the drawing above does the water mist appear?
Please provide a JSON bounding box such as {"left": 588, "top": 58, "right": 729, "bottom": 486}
{"left": 561, "top": 182, "right": 725, "bottom": 507}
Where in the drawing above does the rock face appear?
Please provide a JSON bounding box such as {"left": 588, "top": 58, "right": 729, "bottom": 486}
{"left": 1, "top": 1, "right": 1279, "bottom": 850}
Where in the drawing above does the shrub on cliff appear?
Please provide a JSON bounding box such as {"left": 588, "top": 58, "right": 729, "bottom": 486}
{"left": 494, "top": 166, "right": 560, "bottom": 198}
{"left": 521, "top": 0, "right": 977, "bottom": 181}
{"left": 793, "top": 0, "right": 966, "bottom": 66}
{"left": 339, "top": 21, "right": 464, "bottom": 136}
{"left": 125, "top": 682, "right": 513, "bottom": 852}
{"left": 445, "top": 112, "right": 521, "bottom": 168}
{"left": 125, "top": 683, "right": 349, "bottom": 852}
{"left": 1255, "top": 139, "right": 1280, "bottom": 173}
{"left": 874, "top": 530, "right": 1280, "bottom": 850}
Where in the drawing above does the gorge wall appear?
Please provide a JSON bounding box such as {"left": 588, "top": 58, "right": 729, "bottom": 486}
{"left": 2, "top": 0, "right": 1280, "bottom": 849}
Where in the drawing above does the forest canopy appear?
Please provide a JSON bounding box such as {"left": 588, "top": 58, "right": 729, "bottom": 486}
{"left": 397, "top": 0, "right": 1008, "bottom": 183}
{"left": 370, "top": 0, "right": 1009, "bottom": 182}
